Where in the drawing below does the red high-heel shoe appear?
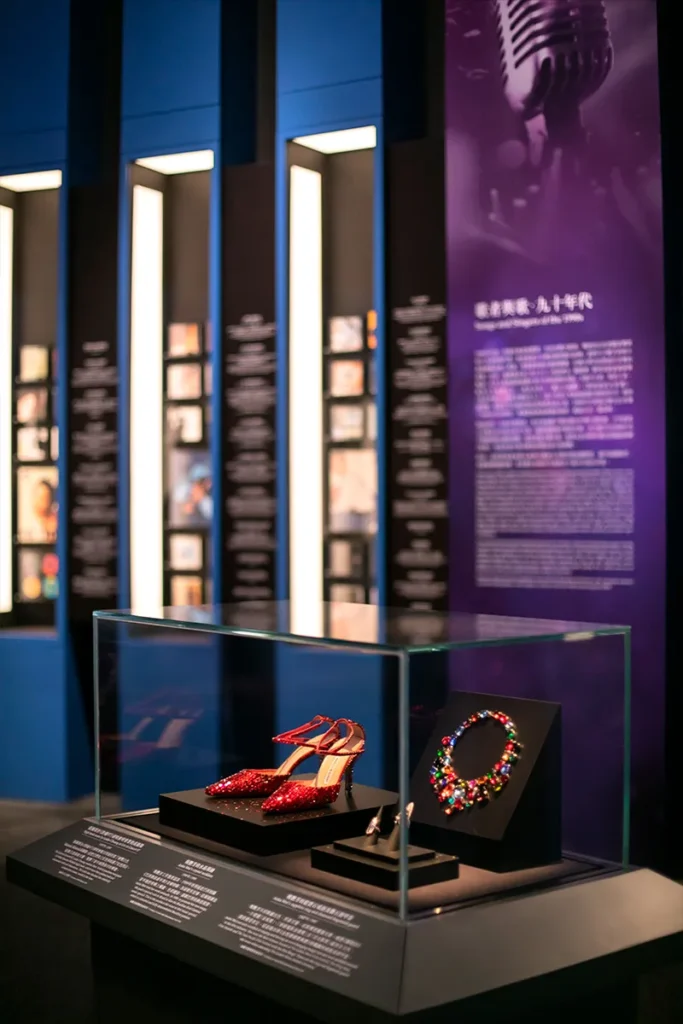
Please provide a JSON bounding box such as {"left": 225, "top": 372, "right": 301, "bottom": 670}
{"left": 205, "top": 716, "right": 338, "bottom": 797}
{"left": 261, "top": 719, "right": 365, "bottom": 814}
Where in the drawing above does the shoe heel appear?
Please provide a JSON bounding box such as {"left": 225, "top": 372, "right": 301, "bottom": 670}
{"left": 345, "top": 759, "right": 355, "bottom": 797}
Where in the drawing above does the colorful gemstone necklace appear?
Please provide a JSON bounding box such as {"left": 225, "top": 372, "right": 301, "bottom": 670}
{"left": 429, "top": 710, "right": 521, "bottom": 815}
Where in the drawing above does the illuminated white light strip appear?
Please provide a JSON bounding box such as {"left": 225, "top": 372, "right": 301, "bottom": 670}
{"left": 292, "top": 127, "right": 376, "bottom": 155}
{"left": 135, "top": 150, "right": 214, "bottom": 175}
{"left": 0, "top": 170, "right": 62, "bottom": 192}
{"left": 289, "top": 165, "right": 324, "bottom": 634}
{"left": 130, "top": 185, "right": 164, "bottom": 614}
{"left": 0, "top": 205, "right": 12, "bottom": 612}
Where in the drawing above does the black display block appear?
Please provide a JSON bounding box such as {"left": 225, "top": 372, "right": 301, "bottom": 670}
{"left": 311, "top": 834, "right": 459, "bottom": 890}
{"left": 159, "top": 783, "right": 397, "bottom": 856}
{"left": 411, "top": 691, "right": 562, "bottom": 871}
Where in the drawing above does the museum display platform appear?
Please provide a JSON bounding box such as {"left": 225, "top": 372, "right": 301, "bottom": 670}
{"left": 6, "top": 604, "right": 683, "bottom": 1020}
{"left": 7, "top": 813, "right": 683, "bottom": 1022}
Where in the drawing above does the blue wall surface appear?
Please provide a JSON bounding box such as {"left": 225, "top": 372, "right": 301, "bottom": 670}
{"left": 0, "top": 635, "right": 69, "bottom": 800}
{"left": 120, "top": 0, "right": 220, "bottom": 158}
{"left": 1, "top": 0, "right": 395, "bottom": 802}
{"left": 0, "top": 0, "right": 80, "bottom": 801}
{"left": 275, "top": 0, "right": 386, "bottom": 600}
{"left": 117, "top": 0, "right": 222, "bottom": 608}
{"left": 274, "top": 0, "right": 387, "bottom": 772}
{"left": 116, "top": 0, "right": 224, "bottom": 811}
{"left": 0, "top": 0, "right": 70, "bottom": 171}
{"left": 277, "top": 0, "right": 382, "bottom": 134}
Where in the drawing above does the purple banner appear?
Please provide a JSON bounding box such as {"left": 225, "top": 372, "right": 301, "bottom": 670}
{"left": 446, "top": 0, "right": 664, "bottom": 861}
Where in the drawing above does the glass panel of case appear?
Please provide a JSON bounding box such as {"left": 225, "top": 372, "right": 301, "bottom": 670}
{"left": 94, "top": 603, "right": 629, "bottom": 921}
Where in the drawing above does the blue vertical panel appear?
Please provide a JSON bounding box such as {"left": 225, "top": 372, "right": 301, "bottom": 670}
{"left": 0, "top": 0, "right": 73, "bottom": 800}
{"left": 0, "top": 636, "right": 68, "bottom": 800}
{"left": 0, "top": 0, "right": 70, "bottom": 171}
{"left": 118, "top": 0, "right": 221, "bottom": 606}
{"left": 118, "top": 0, "right": 221, "bottom": 592}
{"left": 275, "top": 0, "right": 386, "bottom": 771}
{"left": 121, "top": 0, "right": 220, "bottom": 157}
{"left": 277, "top": 0, "right": 382, "bottom": 133}
{"left": 275, "top": 0, "right": 384, "bottom": 597}
{"left": 118, "top": 0, "right": 221, "bottom": 811}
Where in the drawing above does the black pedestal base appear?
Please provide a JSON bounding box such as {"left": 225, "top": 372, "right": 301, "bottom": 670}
{"left": 8, "top": 818, "right": 682, "bottom": 1021}
{"left": 311, "top": 835, "right": 459, "bottom": 890}
{"left": 91, "top": 924, "right": 639, "bottom": 1024}
{"left": 159, "top": 784, "right": 397, "bottom": 855}
{"left": 91, "top": 924, "right": 320, "bottom": 1024}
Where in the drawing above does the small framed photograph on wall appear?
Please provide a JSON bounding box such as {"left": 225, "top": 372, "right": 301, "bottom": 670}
{"left": 167, "top": 363, "right": 202, "bottom": 400}
{"left": 170, "top": 575, "right": 203, "bottom": 607}
{"left": 17, "top": 549, "right": 59, "bottom": 602}
{"left": 167, "top": 405, "right": 203, "bottom": 445}
{"left": 168, "top": 323, "right": 201, "bottom": 357}
{"left": 169, "top": 533, "right": 204, "bottom": 572}
{"left": 329, "top": 359, "right": 364, "bottom": 398}
{"left": 330, "top": 404, "right": 364, "bottom": 442}
{"left": 167, "top": 450, "right": 213, "bottom": 527}
{"left": 19, "top": 345, "right": 49, "bottom": 383}
{"left": 328, "top": 449, "right": 377, "bottom": 534}
{"left": 17, "top": 466, "right": 58, "bottom": 543}
{"left": 329, "top": 315, "right": 363, "bottom": 353}
{"left": 16, "top": 426, "right": 49, "bottom": 462}
{"left": 16, "top": 387, "right": 48, "bottom": 424}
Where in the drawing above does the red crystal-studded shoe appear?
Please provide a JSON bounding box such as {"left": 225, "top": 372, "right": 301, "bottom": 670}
{"left": 261, "top": 719, "right": 366, "bottom": 814}
{"left": 205, "top": 715, "right": 339, "bottom": 797}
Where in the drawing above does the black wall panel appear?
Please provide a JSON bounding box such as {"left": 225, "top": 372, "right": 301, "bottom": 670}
{"left": 325, "top": 149, "right": 374, "bottom": 317}
{"left": 166, "top": 171, "right": 210, "bottom": 324}
{"left": 16, "top": 191, "right": 59, "bottom": 348}
{"left": 221, "top": 161, "right": 276, "bottom": 604}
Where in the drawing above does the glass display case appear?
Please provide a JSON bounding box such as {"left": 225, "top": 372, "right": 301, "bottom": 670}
{"left": 94, "top": 603, "right": 630, "bottom": 922}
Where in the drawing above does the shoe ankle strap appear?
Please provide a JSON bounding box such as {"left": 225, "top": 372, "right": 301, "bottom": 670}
{"left": 272, "top": 715, "right": 338, "bottom": 750}
{"left": 332, "top": 718, "right": 366, "bottom": 752}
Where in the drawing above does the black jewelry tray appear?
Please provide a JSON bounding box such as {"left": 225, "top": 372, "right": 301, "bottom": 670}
{"left": 311, "top": 834, "right": 459, "bottom": 890}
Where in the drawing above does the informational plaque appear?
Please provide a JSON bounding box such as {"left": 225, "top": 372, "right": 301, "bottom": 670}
{"left": 221, "top": 164, "right": 276, "bottom": 602}
{"left": 9, "top": 819, "right": 404, "bottom": 1010}
{"left": 66, "top": 183, "right": 119, "bottom": 619}
{"left": 445, "top": 0, "right": 665, "bottom": 861}
{"left": 68, "top": 338, "right": 119, "bottom": 611}
{"left": 386, "top": 139, "right": 448, "bottom": 611}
